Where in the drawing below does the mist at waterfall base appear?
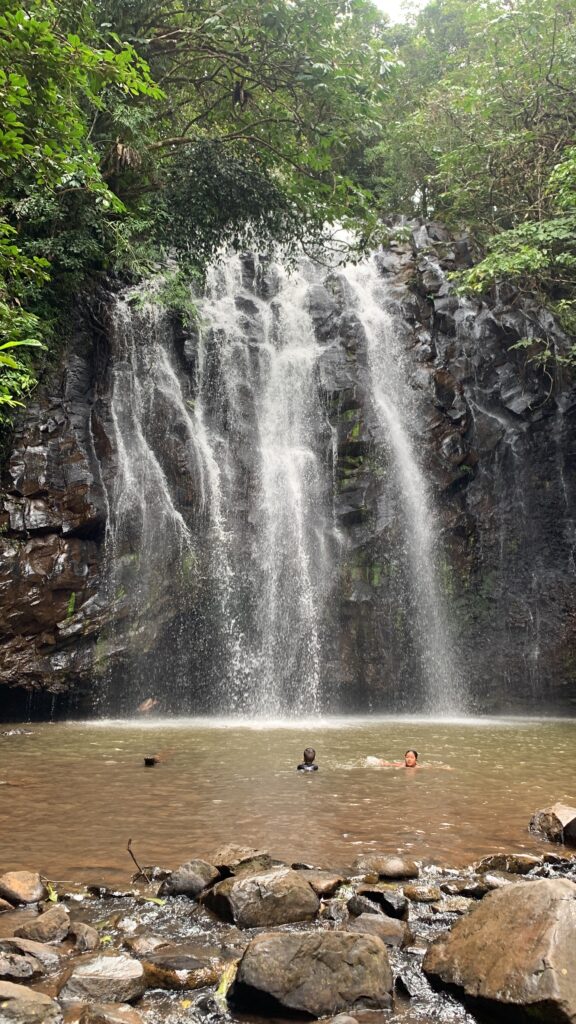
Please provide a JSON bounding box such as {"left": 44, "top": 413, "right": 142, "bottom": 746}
{"left": 98, "top": 250, "right": 468, "bottom": 718}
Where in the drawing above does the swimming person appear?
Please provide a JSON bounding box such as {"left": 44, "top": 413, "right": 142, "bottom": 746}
{"left": 297, "top": 747, "right": 319, "bottom": 772}
{"left": 137, "top": 696, "right": 159, "bottom": 714}
{"left": 365, "top": 749, "right": 419, "bottom": 768}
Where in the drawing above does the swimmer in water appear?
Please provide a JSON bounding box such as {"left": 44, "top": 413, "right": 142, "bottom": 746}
{"left": 365, "top": 749, "right": 419, "bottom": 768}
{"left": 137, "top": 696, "right": 159, "bottom": 714}
{"left": 365, "top": 749, "right": 452, "bottom": 769}
{"left": 297, "top": 747, "right": 319, "bottom": 772}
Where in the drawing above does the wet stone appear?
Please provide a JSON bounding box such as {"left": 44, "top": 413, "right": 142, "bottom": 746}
{"left": 475, "top": 854, "right": 543, "bottom": 875}
{"left": 207, "top": 845, "right": 267, "bottom": 874}
{"left": 423, "top": 878, "right": 576, "bottom": 1024}
{"left": 353, "top": 855, "right": 419, "bottom": 880}
{"left": 431, "top": 896, "right": 473, "bottom": 915}
{"left": 79, "top": 1004, "right": 144, "bottom": 1024}
{"left": 347, "top": 894, "right": 383, "bottom": 917}
{"left": 296, "top": 869, "right": 346, "bottom": 898}
{"left": 125, "top": 934, "right": 167, "bottom": 957}
{"left": 0, "top": 951, "right": 39, "bottom": 980}
{"left": 0, "top": 979, "right": 62, "bottom": 1023}
{"left": 403, "top": 884, "right": 441, "bottom": 903}
{"left": 0, "top": 937, "right": 60, "bottom": 970}
{"left": 440, "top": 877, "right": 490, "bottom": 899}
{"left": 59, "top": 955, "right": 146, "bottom": 1004}
{"left": 320, "top": 899, "right": 349, "bottom": 924}
{"left": 357, "top": 884, "right": 409, "bottom": 920}
{"left": 0, "top": 872, "right": 47, "bottom": 906}
{"left": 158, "top": 859, "right": 220, "bottom": 898}
{"left": 142, "top": 945, "right": 223, "bottom": 990}
{"left": 69, "top": 921, "right": 100, "bottom": 952}
{"left": 14, "top": 903, "right": 69, "bottom": 944}
{"left": 202, "top": 866, "right": 319, "bottom": 929}
{"left": 345, "top": 913, "right": 411, "bottom": 947}
{"left": 234, "top": 930, "right": 393, "bottom": 1017}
{"left": 529, "top": 804, "right": 576, "bottom": 846}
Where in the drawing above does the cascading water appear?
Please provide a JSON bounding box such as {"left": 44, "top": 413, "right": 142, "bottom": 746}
{"left": 195, "top": 256, "right": 334, "bottom": 715}
{"left": 337, "top": 260, "right": 464, "bottom": 713}
{"left": 101, "top": 252, "right": 463, "bottom": 715}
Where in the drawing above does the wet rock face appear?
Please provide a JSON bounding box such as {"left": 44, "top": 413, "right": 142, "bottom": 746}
{"left": 0, "top": 223, "right": 575, "bottom": 712}
{"left": 423, "top": 878, "right": 576, "bottom": 1023}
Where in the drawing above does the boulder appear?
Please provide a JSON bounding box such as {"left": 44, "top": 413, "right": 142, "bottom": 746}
{"left": 352, "top": 855, "right": 418, "bottom": 880}
{"left": 234, "top": 931, "right": 393, "bottom": 1017}
{"left": 207, "top": 845, "right": 269, "bottom": 874}
{"left": 440, "top": 877, "right": 490, "bottom": 899}
{"left": 295, "top": 870, "right": 345, "bottom": 898}
{"left": 475, "top": 854, "right": 542, "bottom": 875}
{"left": 431, "top": 896, "right": 473, "bottom": 915}
{"left": 423, "top": 878, "right": 576, "bottom": 1023}
{"left": 0, "top": 980, "right": 62, "bottom": 1023}
{"left": 14, "top": 904, "right": 69, "bottom": 943}
{"left": 0, "top": 899, "right": 13, "bottom": 913}
{"left": 69, "top": 921, "right": 100, "bottom": 951}
{"left": 0, "top": 873, "right": 47, "bottom": 906}
{"left": 403, "top": 884, "right": 441, "bottom": 903}
{"left": 0, "top": 938, "right": 60, "bottom": 971}
{"left": 59, "top": 955, "right": 146, "bottom": 1004}
{"left": 347, "top": 894, "right": 383, "bottom": 917}
{"left": 202, "top": 866, "right": 319, "bottom": 928}
{"left": 530, "top": 804, "right": 576, "bottom": 846}
{"left": 357, "top": 884, "right": 408, "bottom": 919}
{"left": 125, "top": 934, "right": 166, "bottom": 957}
{"left": 142, "top": 945, "right": 222, "bottom": 990}
{"left": 0, "top": 952, "right": 39, "bottom": 980}
{"left": 79, "top": 1004, "right": 144, "bottom": 1024}
{"left": 345, "top": 913, "right": 410, "bottom": 947}
{"left": 158, "top": 859, "right": 220, "bottom": 897}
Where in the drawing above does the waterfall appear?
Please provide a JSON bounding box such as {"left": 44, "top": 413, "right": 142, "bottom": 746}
{"left": 196, "top": 256, "right": 332, "bottom": 715}
{"left": 101, "top": 253, "right": 464, "bottom": 715}
{"left": 337, "top": 259, "right": 465, "bottom": 713}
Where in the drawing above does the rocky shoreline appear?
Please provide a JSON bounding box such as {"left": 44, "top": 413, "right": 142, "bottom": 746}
{"left": 1, "top": 844, "right": 576, "bottom": 1024}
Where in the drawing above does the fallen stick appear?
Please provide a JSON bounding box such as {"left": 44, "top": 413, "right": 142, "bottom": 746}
{"left": 127, "top": 838, "right": 152, "bottom": 885}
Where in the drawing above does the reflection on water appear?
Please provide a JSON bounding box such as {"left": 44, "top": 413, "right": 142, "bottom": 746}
{"left": 0, "top": 718, "right": 575, "bottom": 885}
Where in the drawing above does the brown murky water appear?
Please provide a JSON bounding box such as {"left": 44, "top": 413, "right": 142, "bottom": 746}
{"left": 1, "top": 717, "right": 575, "bottom": 885}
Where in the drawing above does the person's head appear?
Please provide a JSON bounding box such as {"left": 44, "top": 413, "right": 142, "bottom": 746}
{"left": 303, "top": 747, "right": 316, "bottom": 764}
{"left": 404, "top": 749, "right": 418, "bottom": 768}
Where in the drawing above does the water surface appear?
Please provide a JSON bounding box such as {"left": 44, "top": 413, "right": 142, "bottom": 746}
{"left": 1, "top": 717, "right": 574, "bottom": 885}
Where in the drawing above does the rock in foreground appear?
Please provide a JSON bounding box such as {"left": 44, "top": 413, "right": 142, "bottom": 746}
{"left": 0, "top": 872, "right": 47, "bottom": 906}
{"left": 202, "top": 866, "right": 319, "bottom": 928}
{"left": 0, "top": 980, "right": 62, "bottom": 1023}
{"left": 529, "top": 803, "right": 576, "bottom": 845}
{"left": 59, "top": 955, "right": 146, "bottom": 1004}
{"left": 423, "top": 878, "right": 576, "bottom": 1023}
{"left": 234, "top": 931, "right": 392, "bottom": 1017}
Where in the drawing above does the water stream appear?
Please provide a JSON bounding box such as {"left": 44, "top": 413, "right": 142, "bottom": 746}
{"left": 102, "top": 254, "right": 463, "bottom": 715}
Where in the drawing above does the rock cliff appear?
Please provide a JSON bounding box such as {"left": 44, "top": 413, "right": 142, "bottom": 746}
{"left": 0, "top": 223, "right": 574, "bottom": 716}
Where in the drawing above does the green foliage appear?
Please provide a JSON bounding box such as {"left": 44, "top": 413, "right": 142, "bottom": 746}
{"left": 0, "top": 0, "right": 395, "bottom": 426}
{"left": 0, "top": 0, "right": 160, "bottom": 412}
{"left": 362, "top": 0, "right": 576, "bottom": 363}
{"left": 66, "top": 592, "right": 77, "bottom": 618}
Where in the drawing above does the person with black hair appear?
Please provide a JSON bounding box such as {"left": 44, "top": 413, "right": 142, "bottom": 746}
{"left": 297, "top": 747, "right": 319, "bottom": 772}
{"left": 365, "top": 749, "right": 419, "bottom": 768}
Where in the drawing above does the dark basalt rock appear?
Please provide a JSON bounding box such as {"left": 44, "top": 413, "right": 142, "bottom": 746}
{"left": 233, "top": 930, "right": 393, "bottom": 1017}
{"left": 0, "top": 222, "right": 575, "bottom": 713}
{"left": 423, "top": 878, "right": 576, "bottom": 1024}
